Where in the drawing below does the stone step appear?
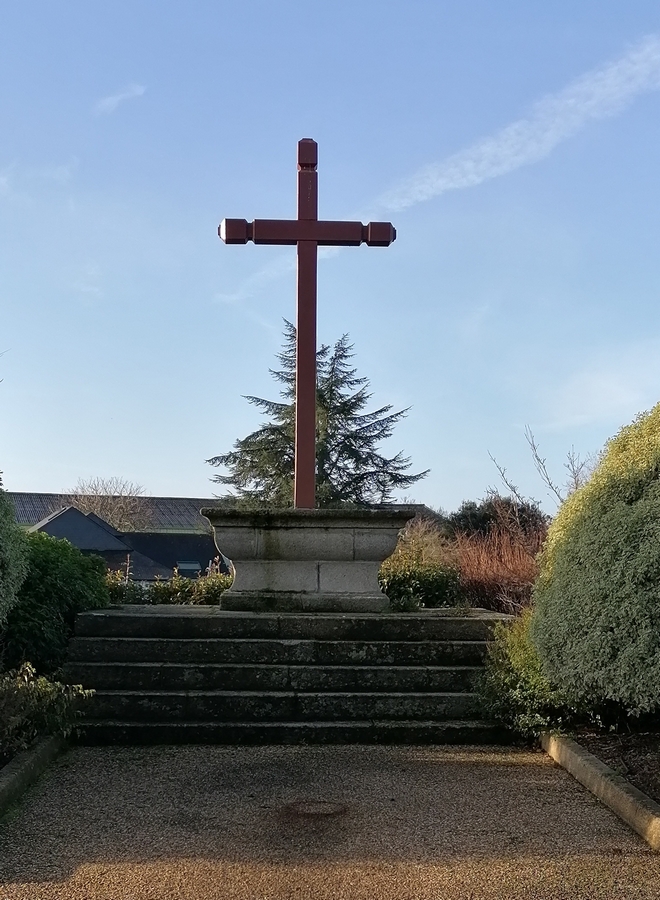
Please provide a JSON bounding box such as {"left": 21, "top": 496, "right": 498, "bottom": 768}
{"left": 68, "top": 637, "right": 488, "bottom": 666}
{"left": 64, "top": 661, "right": 480, "bottom": 693}
{"left": 77, "top": 719, "right": 507, "bottom": 745}
{"left": 76, "top": 607, "right": 508, "bottom": 642}
{"left": 87, "top": 690, "right": 478, "bottom": 722}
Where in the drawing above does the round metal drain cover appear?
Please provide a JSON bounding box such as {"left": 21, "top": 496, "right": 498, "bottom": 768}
{"left": 284, "top": 799, "right": 347, "bottom": 818}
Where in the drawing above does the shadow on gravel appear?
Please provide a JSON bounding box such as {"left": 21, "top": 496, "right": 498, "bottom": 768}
{"left": 0, "top": 745, "right": 658, "bottom": 897}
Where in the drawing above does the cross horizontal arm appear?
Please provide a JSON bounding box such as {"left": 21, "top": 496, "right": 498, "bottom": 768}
{"left": 220, "top": 218, "right": 396, "bottom": 247}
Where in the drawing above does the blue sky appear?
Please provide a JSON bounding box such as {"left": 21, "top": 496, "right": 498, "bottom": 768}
{"left": 3, "top": 2, "right": 660, "bottom": 514}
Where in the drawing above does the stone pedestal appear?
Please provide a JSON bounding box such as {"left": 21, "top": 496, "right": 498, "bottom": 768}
{"left": 200, "top": 506, "right": 421, "bottom": 612}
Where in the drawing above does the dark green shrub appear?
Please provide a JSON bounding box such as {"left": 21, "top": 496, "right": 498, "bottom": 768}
{"left": 477, "top": 611, "right": 582, "bottom": 740}
{"left": 379, "top": 560, "right": 460, "bottom": 610}
{"left": 2, "top": 533, "right": 109, "bottom": 675}
{"left": 531, "top": 402, "right": 660, "bottom": 716}
{"left": 444, "top": 495, "right": 549, "bottom": 538}
{"left": 0, "top": 480, "right": 29, "bottom": 627}
{"left": 0, "top": 663, "right": 92, "bottom": 766}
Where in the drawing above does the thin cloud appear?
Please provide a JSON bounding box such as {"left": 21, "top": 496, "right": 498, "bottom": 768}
{"left": 215, "top": 253, "right": 297, "bottom": 306}
{"left": 0, "top": 159, "right": 77, "bottom": 199}
{"left": 94, "top": 83, "right": 146, "bottom": 116}
{"left": 542, "top": 340, "right": 660, "bottom": 431}
{"left": 216, "top": 34, "right": 660, "bottom": 304}
{"left": 33, "top": 158, "right": 79, "bottom": 185}
{"left": 379, "top": 34, "right": 660, "bottom": 211}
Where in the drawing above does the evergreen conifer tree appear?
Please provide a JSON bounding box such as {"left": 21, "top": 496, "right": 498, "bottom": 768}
{"left": 207, "top": 322, "right": 428, "bottom": 506}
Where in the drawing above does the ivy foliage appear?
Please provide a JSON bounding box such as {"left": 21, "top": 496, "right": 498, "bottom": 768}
{"left": 0, "top": 663, "right": 91, "bottom": 766}
{"left": 531, "top": 402, "right": 660, "bottom": 716}
{"left": 207, "top": 321, "right": 428, "bottom": 507}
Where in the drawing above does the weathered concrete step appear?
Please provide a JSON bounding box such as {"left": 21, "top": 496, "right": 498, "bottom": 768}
{"left": 87, "top": 690, "right": 478, "bottom": 722}
{"left": 77, "top": 718, "right": 507, "bottom": 745}
{"left": 68, "top": 637, "right": 488, "bottom": 666}
{"left": 64, "top": 662, "right": 480, "bottom": 693}
{"left": 76, "top": 607, "right": 508, "bottom": 642}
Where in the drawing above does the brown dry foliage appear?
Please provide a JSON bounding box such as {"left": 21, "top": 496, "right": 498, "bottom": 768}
{"left": 390, "top": 502, "right": 548, "bottom": 613}
{"left": 455, "top": 524, "right": 546, "bottom": 613}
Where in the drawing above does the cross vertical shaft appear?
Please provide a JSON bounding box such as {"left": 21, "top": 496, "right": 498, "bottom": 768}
{"left": 218, "top": 138, "right": 396, "bottom": 509}
{"left": 295, "top": 139, "right": 318, "bottom": 509}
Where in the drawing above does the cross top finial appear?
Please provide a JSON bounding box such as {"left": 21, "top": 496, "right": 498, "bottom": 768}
{"left": 298, "top": 138, "right": 318, "bottom": 170}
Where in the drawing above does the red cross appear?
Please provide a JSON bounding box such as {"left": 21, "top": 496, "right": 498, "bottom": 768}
{"left": 219, "top": 138, "right": 396, "bottom": 509}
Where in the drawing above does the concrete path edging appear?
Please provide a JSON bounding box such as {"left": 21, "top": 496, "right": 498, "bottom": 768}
{"left": 0, "top": 735, "right": 66, "bottom": 818}
{"left": 541, "top": 732, "right": 660, "bottom": 852}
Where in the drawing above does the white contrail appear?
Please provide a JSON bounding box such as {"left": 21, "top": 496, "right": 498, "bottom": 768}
{"left": 379, "top": 34, "right": 660, "bottom": 211}
{"left": 216, "top": 35, "right": 660, "bottom": 307}
{"left": 94, "top": 83, "right": 146, "bottom": 116}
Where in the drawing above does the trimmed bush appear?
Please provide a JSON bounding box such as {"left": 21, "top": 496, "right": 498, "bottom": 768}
{"left": 2, "top": 533, "right": 109, "bottom": 675}
{"left": 0, "top": 663, "right": 91, "bottom": 766}
{"left": 477, "top": 611, "right": 581, "bottom": 740}
{"left": 0, "top": 482, "right": 29, "bottom": 627}
{"left": 531, "top": 402, "right": 660, "bottom": 716}
{"left": 379, "top": 559, "right": 460, "bottom": 610}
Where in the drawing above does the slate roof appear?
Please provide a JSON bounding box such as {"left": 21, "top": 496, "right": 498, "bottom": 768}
{"left": 26, "top": 504, "right": 226, "bottom": 580}
{"left": 29, "top": 507, "right": 131, "bottom": 552}
{"left": 8, "top": 493, "right": 218, "bottom": 533}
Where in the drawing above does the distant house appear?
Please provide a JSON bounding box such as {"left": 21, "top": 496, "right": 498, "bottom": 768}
{"left": 9, "top": 493, "right": 230, "bottom": 581}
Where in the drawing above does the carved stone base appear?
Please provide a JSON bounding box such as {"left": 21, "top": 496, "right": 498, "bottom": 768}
{"left": 200, "top": 506, "right": 421, "bottom": 613}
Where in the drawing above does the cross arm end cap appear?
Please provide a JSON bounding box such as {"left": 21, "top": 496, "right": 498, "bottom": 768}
{"left": 364, "top": 222, "right": 396, "bottom": 246}
{"left": 219, "top": 218, "right": 253, "bottom": 244}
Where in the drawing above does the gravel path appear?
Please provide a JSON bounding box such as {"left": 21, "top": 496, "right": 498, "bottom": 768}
{"left": 1, "top": 745, "right": 659, "bottom": 899}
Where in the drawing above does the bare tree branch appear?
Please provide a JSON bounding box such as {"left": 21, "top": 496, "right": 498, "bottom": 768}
{"left": 491, "top": 427, "right": 598, "bottom": 513}
{"left": 563, "top": 445, "right": 598, "bottom": 494}
{"left": 487, "top": 452, "right": 533, "bottom": 507}
{"left": 523, "top": 426, "right": 565, "bottom": 505}
{"left": 64, "top": 476, "right": 152, "bottom": 531}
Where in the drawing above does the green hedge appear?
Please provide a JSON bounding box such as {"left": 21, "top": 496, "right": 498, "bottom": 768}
{"left": 477, "top": 611, "right": 582, "bottom": 740}
{"left": 2, "top": 533, "right": 109, "bottom": 675}
{"left": 531, "top": 402, "right": 660, "bottom": 717}
{"left": 0, "top": 484, "right": 29, "bottom": 627}
{"left": 379, "top": 560, "right": 460, "bottom": 611}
